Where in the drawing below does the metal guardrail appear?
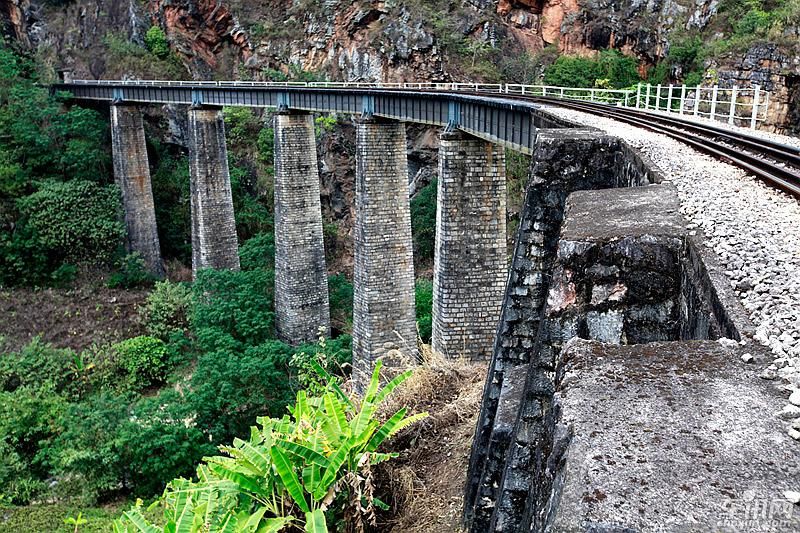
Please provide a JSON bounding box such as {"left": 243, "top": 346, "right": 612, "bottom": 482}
{"left": 631, "top": 83, "right": 769, "bottom": 129}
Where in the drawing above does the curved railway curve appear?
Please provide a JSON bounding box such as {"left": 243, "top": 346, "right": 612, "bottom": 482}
{"left": 55, "top": 80, "right": 800, "bottom": 198}
{"left": 515, "top": 95, "right": 800, "bottom": 198}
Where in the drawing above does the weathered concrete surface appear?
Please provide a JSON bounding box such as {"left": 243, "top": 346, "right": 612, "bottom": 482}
{"left": 465, "top": 129, "right": 658, "bottom": 531}
{"left": 433, "top": 130, "right": 507, "bottom": 361}
{"left": 546, "top": 185, "right": 686, "bottom": 349}
{"left": 110, "top": 104, "right": 165, "bottom": 277}
{"left": 187, "top": 105, "right": 240, "bottom": 275}
{"left": 273, "top": 112, "right": 331, "bottom": 345}
{"left": 550, "top": 339, "right": 800, "bottom": 532}
{"left": 351, "top": 117, "right": 417, "bottom": 387}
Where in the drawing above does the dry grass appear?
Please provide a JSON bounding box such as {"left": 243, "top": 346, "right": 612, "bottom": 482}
{"left": 371, "top": 344, "right": 488, "bottom": 533}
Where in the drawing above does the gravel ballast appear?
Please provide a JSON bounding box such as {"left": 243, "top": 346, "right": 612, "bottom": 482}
{"left": 543, "top": 105, "right": 800, "bottom": 430}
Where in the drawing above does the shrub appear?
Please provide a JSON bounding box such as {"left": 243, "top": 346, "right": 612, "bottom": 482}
{"left": 411, "top": 179, "right": 437, "bottom": 263}
{"left": 47, "top": 392, "right": 132, "bottom": 503}
{"left": 144, "top": 26, "right": 170, "bottom": 59}
{"left": 141, "top": 280, "right": 192, "bottom": 340}
{"left": 191, "top": 267, "right": 275, "bottom": 347}
{"left": 239, "top": 231, "right": 275, "bottom": 271}
{"left": 415, "top": 279, "right": 433, "bottom": 343}
{"left": 17, "top": 180, "right": 124, "bottom": 264}
{"left": 544, "top": 55, "right": 600, "bottom": 87}
{"left": 112, "top": 336, "right": 169, "bottom": 389}
{"left": 185, "top": 340, "right": 297, "bottom": 442}
{"left": 290, "top": 334, "right": 353, "bottom": 394}
{"left": 0, "top": 440, "right": 46, "bottom": 505}
{"left": 107, "top": 252, "right": 157, "bottom": 289}
{"left": 0, "top": 337, "right": 76, "bottom": 394}
{"left": 114, "top": 361, "right": 426, "bottom": 532}
{"left": 328, "top": 274, "right": 354, "bottom": 333}
{"left": 0, "top": 384, "right": 68, "bottom": 487}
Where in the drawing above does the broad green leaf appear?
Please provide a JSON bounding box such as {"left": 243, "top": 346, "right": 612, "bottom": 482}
{"left": 256, "top": 516, "right": 294, "bottom": 533}
{"left": 173, "top": 490, "right": 195, "bottom": 533}
{"left": 373, "top": 369, "right": 413, "bottom": 405}
{"left": 315, "top": 435, "right": 356, "bottom": 499}
{"left": 323, "top": 393, "right": 347, "bottom": 436}
{"left": 302, "top": 464, "right": 321, "bottom": 494}
{"left": 238, "top": 505, "right": 268, "bottom": 532}
{"left": 276, "top": 439, "right": 330, "bottom": 468}
{"left": 270, "top": 446, "right": 310, "bottom": 513}
{"left": 304, "top": 509, "right": 327, "bottom": 533}
{"left": 366, "top": 407, "right": 407, "bottom": 452}
{"left": 121, "top": 510, "right": 160, "bottom": 533}
{"left": 369, "top": 452, "right": 399, "bottom": 465}
{"left": 207, "top": 462, "right": 270, "bottom": 500}
{"left": 235, "top": 439, "right": 272, "bottom": 476}
{"left": 373, "top": 497, "right": 390, "bottom": 511}
{"left": 363, "top": 360, "right": 383, "bottom": 405}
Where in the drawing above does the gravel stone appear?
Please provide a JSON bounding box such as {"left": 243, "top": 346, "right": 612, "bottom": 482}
{"left": 790, "top": 390, "right": 800, "bottom": 407}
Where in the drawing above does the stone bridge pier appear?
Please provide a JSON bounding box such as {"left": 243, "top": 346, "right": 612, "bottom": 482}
{"left": 187, "top": 105, "right": 240, "bottom": 275}
{"left": 433, "top": 131, "right": 507, "bottom": 361}
{"left": 352, "top": 117, "right": 418, "bottom": 383}
{"left": 273, "top": 111, "right": 331, "bottom": 345}
{"left": 110, "top": 103, "right": 164, "bottom": 277}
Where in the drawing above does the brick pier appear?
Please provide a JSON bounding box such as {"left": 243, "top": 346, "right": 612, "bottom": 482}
{"left": 187, "top": 106, "right": 240, "bottom": 276}
{"left": 273, "top": 112, "right": 331, "bottom": 344}
{"left": 352, "top": 117, "right": 418, "bottom": 385}
{"left": 110, "top": 104, "right": 164, "bottom": 277}
{"left": 432, "top": 131, "right": 507, "bottom": 360}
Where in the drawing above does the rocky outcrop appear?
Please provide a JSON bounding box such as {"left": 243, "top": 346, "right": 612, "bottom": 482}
{"left": 712, "top": 42, "right": 800, "bottom": 135}
{"left": 152, "top": 0, "right": 252, "bottom": 78}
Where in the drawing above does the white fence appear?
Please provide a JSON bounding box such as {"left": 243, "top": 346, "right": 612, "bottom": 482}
{"left": 631, "top": 83, "right": 770, "bottom": 129}
{"left": 68, "top": 79, "right": 771, "bottom": 129}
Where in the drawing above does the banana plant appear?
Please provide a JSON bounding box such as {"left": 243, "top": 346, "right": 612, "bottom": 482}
{"left": 113, "top": 359, "right": 426, "bottom": 533}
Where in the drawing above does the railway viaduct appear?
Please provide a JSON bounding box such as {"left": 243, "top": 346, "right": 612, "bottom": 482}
{"left": 54, "top": 79, "right": 800, "bottom": 532}
{"left": 55, "top": 79, "right": 568, "bottom": 377}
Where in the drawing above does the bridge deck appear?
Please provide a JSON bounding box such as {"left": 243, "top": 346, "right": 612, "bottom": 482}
{"left": 52, "top": 81, "right": 575, "bottom": 155}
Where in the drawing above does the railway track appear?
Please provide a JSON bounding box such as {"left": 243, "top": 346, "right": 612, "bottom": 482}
{"left": 508, "top": 94, "right": 800, "bottom": 198}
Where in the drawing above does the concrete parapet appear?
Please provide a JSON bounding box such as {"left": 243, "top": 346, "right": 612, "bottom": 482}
{"left": 351, "top": 117, "right": 418, "bottom": 386}
{"left": 432, "top": 130, "right": 507, "bottom": 360}
{"left": 109, "top": 104, "right": 165, "bottom": 277}
{"left": 187, "top": 105, "right": 240, "bottom": 275}
{"left": 464, "top": 129, "right": 655, "bottom": 531}
{"left": 273, "top": 112, "right": 331, "bottom": 345}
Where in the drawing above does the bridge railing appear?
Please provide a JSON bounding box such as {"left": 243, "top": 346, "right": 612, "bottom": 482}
{"left": 67, "top": 79, "right": 771, "bottom": 129}
{"left": 629, "top": 83, "right": 770, "bottom": 129}
{"left": 504, "top": 84, "right": 635, "bottom": 105}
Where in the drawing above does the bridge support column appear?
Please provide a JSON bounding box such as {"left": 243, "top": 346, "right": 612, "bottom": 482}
{"left": 273, "top": 112, "right": 331, "bottom": 344}
{"left": 110, "top": 104, "right": 165, "bottom": 277}
{"left": 352, "top": 117, "right": 418, "bottom": 384}
{"left": 187, "top": 105, "right": 240, "bottom": 276}
{"left": 433, "top": 131, "right": 507, "bottom": 360}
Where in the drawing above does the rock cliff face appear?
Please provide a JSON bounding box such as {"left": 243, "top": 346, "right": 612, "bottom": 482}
{"left": 1, "top": 0, "right": 797, "bottom": 133}
{"left": 0, "top": 0, "right": 725, "bottom": 80}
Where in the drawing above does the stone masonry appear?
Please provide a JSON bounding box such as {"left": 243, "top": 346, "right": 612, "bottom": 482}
{"left": 464, "top": 129, "right": 660, "bottom": 532}
{"left": 273, "top": 112, "right": 331, "bottom": 345}
{"left": 109, "top": 104, "right": 165, "bottom": 277}
{"left": 433, "top": 131, "right": 507, "bottom": 360}
{"left": 187, "top": 105, "right": 240, "bottom": 276}
{"left": 351, "top": 117, "right": 418, "bottom": 386}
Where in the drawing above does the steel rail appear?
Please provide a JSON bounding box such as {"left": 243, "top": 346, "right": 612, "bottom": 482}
{"left": 511, "top": 95, "right": 800, "bottom": 198}
{"left": 522, "top": 95, "right": 800, "bottom": 166}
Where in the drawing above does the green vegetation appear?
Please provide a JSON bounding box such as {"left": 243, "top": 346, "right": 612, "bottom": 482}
{"left": 411, "top": 179, "right": 437, "bottom": 264}
{"left": 144, "top": 26, "right": 170, "bottom": 60}
{"left": 416, "top": 279, "right": 433, "bottom": 344}
{"left": 543, "top": 49, "right": 640, "bottom": 89}
{"left": 0, "top": 41, "right": 120, "bottom": 286}
{"left": 114, "top": 361, "right": 425, "bottom": 532}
